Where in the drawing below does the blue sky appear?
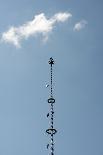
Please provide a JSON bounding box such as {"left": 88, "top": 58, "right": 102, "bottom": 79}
{"left": 0, "top": 0, "right": 103, "bottom": 155}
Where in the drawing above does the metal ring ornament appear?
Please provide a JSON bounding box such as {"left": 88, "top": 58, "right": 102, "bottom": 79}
{"left": 48, "top": 98, "right": 55, "bottom": 103}
{"left": 46, "top": 128, "right": 57, "bottom": 135}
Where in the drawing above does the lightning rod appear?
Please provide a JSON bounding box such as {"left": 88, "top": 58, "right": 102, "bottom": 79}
{"left": 46, "top": 57, "right": 57, "bottom": 155}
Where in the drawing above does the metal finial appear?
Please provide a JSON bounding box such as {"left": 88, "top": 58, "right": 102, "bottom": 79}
{"left": 48, "top": 57, "right": 54, "bottom": 65}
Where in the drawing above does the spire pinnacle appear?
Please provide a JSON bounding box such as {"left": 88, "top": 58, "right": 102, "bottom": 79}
{"left": 46, "top": 58, "right": 57, "bottom": 155}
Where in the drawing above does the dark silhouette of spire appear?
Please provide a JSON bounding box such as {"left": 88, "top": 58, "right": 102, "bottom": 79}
{"left": 46, "top": 58, "right": 57, "bottom": 155}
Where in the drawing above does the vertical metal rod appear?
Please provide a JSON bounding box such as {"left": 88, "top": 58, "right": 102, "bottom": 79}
{"left": 46, "top": 58, "right": 57, "bottom": 155}
{"left": 51, "top": 64, "right": 53, "bottom": 97}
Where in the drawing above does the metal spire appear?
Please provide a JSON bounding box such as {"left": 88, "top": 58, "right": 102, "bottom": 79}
{"left": 46, "top": 57, "right": 57, "bottom": 155}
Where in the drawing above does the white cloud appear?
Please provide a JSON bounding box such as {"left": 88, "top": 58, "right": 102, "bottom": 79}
{"left": 53, "top": 12, "right": 72, "bottom": 22}
{"left": 1, "top": 12, "right": 72, "bottom": 47}
{"left": 73, "top": 20, "right": 87, "bottom": 31}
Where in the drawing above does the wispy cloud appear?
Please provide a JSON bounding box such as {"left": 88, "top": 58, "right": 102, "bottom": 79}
{"left": 73, "top": 20, "right": 87, "bottom": 31}
{"left": 1, "top": 12, "right": 72, "bottom": 47}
